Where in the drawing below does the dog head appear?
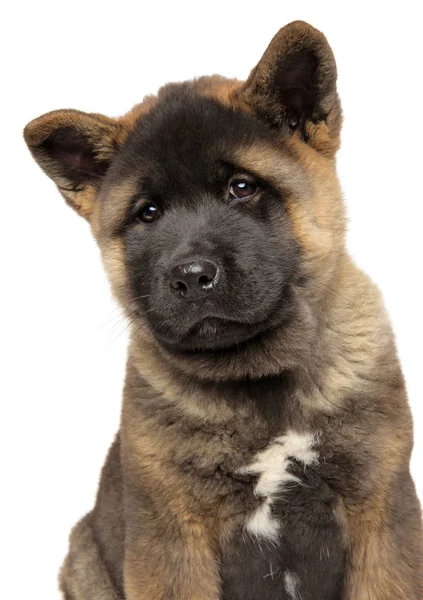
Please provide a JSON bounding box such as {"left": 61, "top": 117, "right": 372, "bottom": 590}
{"left": 24, "top": 21, "right": 344, "bottom": 381}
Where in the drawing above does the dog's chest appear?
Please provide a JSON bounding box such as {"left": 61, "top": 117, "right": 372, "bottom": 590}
{"left": 219, "top": 431, "right": 345, "bottom": 600}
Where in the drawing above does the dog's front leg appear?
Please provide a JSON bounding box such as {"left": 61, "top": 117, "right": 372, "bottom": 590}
{"left": 120, "top": 374, "right": 222, "bottom": 600}
{"left": 342, "top": 471, "right": 423, "bottom": 599}
{"left": 123, "top": 515, "right": 221, "bottom": 600}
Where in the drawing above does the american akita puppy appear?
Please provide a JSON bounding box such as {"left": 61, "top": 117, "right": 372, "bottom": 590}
{"left": 24, "top": 20, "right": 423, "bottom": 600}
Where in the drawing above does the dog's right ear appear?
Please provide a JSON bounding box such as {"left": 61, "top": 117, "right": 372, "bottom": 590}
{"left": 24, "top": 109, "right": 126, "bottom": 220}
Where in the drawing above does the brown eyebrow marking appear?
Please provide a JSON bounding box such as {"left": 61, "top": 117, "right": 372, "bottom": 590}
{"left": 99, "top": 175, "right": 141, "bottom": 238}
{"left": 232, "top": 142, "right": 310, "bottom": 199}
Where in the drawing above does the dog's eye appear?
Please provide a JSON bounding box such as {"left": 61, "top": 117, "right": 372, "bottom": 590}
{"left": 230, "top": 180, "right": 258, "bottom": 200}
{"left": 137, "top": 203, "right": 160, "bottom": 223}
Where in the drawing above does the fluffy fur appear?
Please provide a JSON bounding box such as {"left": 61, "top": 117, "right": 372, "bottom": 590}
{"left": 24, "top": 20, "right": 423, "bottom": 600}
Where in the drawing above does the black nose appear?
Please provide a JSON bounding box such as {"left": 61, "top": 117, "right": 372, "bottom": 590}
{"left": 169, "top": 260, "right": 219, "bottom": 300}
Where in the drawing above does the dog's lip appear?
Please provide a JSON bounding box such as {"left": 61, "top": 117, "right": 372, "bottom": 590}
{"left": 154, "top": 312, "right": 276, "bottom": 352}
{"left": 154, "top": 315, "right": 244, "bottom": 343}
{"left": 176, "top": 314, "right": 263, "bottom": 339}
{"left": 158, "top": 319, "right": 271, "bottom": 354}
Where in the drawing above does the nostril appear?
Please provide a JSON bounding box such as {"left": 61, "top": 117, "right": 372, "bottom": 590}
{"left": 171, "top": 279, "right": 188, "bottom": 293}
{"left": 199, "top": 262, "right": 219, "bottom": 286}
{"left": 199, "top": 274, "right": 213, "bottom": 286}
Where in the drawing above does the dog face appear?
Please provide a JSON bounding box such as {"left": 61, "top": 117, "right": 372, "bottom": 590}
{"left": 107, "top": 90, "right": 303, "bottom": 353}
{"left": 24, "top": 21, "right": 345, "bottom": 379}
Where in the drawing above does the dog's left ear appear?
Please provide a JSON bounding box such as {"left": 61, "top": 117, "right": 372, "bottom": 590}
{"left": 242, "top": 20, "right": 342, "bottom": 157}
{"left": 24, "top": 109, "right": 126, "bottom": 219}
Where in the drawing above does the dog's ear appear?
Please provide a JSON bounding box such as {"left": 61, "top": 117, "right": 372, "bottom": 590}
{"left": 24, "top": 110, "right": 126, "bottom": 219}
{"left": 242, "top": 21, "right": 342, "bottom": 156}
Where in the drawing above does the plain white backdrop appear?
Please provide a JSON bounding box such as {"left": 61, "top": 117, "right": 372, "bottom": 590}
{"left": 2, "top": 1, "right": 422, "bottom": 598}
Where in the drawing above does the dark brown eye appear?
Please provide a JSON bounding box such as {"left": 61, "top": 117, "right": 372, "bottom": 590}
{"left": 138, "top": 203, "right": 160, "bottom": 223}
{"left": 229, "top": 180, "right": 258, "bottom": 200}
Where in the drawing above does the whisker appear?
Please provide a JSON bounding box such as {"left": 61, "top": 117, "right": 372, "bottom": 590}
{"left": 131, "top": 293, "right": 151, "bottom": 302}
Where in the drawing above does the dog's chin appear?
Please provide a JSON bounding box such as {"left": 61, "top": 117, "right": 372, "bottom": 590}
{"left": 154, "top": 316, "right": 273, "bottom": 353}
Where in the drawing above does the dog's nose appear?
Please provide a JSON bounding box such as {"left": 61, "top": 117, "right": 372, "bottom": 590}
{"left": 169, "top": 260, "right": 219, "bottom": 300}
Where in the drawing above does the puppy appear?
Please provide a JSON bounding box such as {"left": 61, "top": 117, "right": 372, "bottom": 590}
{"left": 24, "top": 20, "right": 423, "bottom": 600}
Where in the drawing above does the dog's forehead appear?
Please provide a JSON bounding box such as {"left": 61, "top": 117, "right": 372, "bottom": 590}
{"left": 113, "top": 85, "right": 290, "bottom": 183}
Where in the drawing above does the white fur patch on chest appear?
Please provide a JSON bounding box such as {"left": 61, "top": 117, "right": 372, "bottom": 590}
{"left": 239, "top": 431, "right": 318, "bottom": 541}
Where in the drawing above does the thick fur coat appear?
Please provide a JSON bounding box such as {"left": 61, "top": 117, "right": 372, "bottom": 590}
{"left": 24, "top": 20, "right": 423, "bottom": 600}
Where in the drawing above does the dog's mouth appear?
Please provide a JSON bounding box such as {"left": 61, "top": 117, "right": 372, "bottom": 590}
{"left": 135, "top": 283, "right": 297, "bottom": 353}
{"left": 153, "top": 312, "right": 278, "bottom": 353}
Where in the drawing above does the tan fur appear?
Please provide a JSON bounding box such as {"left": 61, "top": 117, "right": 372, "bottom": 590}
{"left": 60, "top": 514, "right": 120, "bottom": 600}
{"left": 121, "top": 395, "right": 222, "bottom": 600}
{"left": 340, "top": 426, "right": 417, "bottom": 599}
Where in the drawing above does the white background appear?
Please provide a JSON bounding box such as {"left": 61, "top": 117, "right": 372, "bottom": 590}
{"left": 2, "top": 1, "right": 422, "bottom": 598}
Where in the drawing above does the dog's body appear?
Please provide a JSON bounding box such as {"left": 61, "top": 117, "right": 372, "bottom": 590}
{"left": 25, "top": 21, "right": 423, "bottom": 600}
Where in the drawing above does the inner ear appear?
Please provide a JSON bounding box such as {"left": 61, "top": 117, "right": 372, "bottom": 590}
{"left": 240, "top": 21, "right": 341, "bottom": 152}
{"left": 42, "top": 126, "right": 111, "bottom": 187}
{"left": 24, "top": 109, "right": 125, "bottom": 219}
{"left": 274, "top": 50, "right": 319, "bottom": 130}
